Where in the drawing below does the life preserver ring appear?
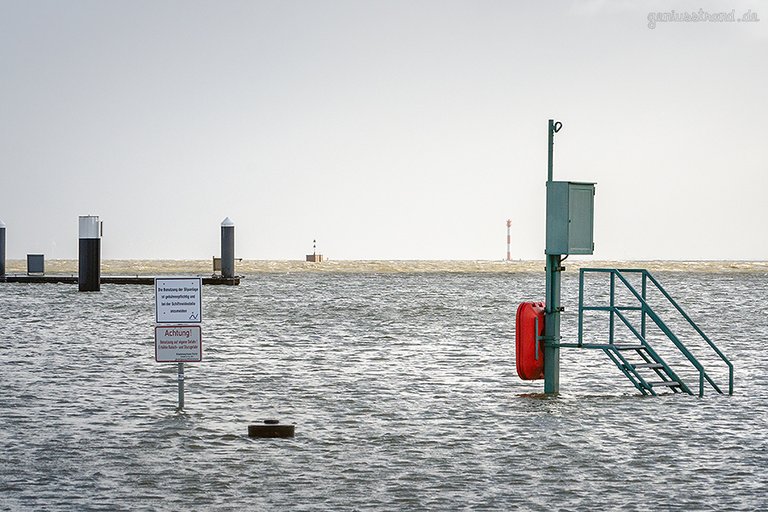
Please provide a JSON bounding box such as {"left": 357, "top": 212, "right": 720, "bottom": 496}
{"left": 516, "top": 301, "right": 545, "bottom": 380}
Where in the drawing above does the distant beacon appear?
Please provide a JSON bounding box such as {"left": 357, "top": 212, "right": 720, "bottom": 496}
{"left": 306, "top": 239, "right": 324, "bottom": 263}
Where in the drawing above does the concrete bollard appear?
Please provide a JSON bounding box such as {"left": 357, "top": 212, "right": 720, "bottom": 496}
{"left": 248, "top": 420, "right": 295, "bottom": 438}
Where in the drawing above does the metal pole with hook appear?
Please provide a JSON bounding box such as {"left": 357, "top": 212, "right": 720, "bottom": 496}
{"left": 544, "top": 119, "right": 563, "bottom": 394}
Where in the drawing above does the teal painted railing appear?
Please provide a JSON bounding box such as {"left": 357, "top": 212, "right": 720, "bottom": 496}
{"left": 575, "top": 268, "right": 733, "bottom": 397}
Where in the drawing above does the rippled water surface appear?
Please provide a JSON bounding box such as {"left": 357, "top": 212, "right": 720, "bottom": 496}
{"left": 1, "top": 262, "right": 767, "bottom": 510}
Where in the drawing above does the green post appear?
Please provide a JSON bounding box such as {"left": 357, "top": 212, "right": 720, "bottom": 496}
{"left": 544, "top": 119, "right": 562, "bottom": 395}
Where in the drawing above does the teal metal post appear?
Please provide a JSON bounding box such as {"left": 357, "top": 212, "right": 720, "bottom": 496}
{"left": 544, "top": 253, "right": 561, "bottom": 393}
{"left": 641, "top": 272, "right": 647, "bottom": 340}
{"left": 544, "top": 119, "right": 562, "bottom": 394}
{"left": 609, "top": 272, "right": 615, "bottom": 344}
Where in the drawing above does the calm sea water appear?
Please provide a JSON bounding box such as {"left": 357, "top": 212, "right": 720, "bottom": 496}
{"left": 1, "top": 261, "right": 767, "bottom": 510}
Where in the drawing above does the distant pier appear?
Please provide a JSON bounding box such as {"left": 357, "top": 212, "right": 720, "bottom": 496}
{"left": 0, "top": 275, "right": 240, "bottom": 286}
{"left": 0, "top": 216, "right": 242, "bottom": 286}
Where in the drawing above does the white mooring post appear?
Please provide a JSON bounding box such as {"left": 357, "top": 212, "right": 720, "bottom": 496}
{"left": 221, "top": 217, "right": 235, "bottom": 279}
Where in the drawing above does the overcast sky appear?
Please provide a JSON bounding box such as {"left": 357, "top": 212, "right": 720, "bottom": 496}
{"left": 1, "top": 1, "right": 766, "bottom": 260}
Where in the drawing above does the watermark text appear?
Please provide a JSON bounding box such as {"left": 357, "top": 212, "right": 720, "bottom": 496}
{"left": 648, "top": 9, "right": 760, "bottom": 29}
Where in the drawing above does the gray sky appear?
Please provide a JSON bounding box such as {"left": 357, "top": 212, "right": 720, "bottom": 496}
{"left": 1, "top": 0, "right": 766, "bottom": 260}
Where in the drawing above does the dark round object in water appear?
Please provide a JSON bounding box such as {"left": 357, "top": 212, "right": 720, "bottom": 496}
{"left": 248, "top": 421, "right": 295, "bottom": 438}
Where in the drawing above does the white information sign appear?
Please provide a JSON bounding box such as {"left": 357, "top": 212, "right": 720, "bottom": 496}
{"left": 155, "top": 277, "right": 202, "bottom": 324}
{"left": 155, "top": 325, "right": 202, "bottom": 362}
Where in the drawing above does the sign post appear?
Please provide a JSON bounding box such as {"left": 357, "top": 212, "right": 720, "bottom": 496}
{"left": 155, "top": 277, "right": 202, "bottom": 324}
{"left": 155, "top": 325, "right": 202, "bottom": 362}
{"left": 154, "top": 277, "right": 202, "bottom": 410}
{"left": 178, "top": 362, "right": 184, "bottom": 409}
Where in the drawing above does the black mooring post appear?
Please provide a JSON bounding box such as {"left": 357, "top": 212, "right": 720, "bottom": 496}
{"left": 0, "top": 220, "right": 6, "bottom": 277}
{"left": 78, "top": 215, "right": 101, "bottom": 292}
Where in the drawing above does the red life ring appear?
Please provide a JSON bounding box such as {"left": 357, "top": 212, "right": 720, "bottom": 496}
{"left": 516, "top": 301, "right": 545, "bottom": 380}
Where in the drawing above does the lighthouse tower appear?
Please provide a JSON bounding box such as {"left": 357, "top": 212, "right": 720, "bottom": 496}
{"left": 506, "top": 219, "right": 512, "bottom": 261}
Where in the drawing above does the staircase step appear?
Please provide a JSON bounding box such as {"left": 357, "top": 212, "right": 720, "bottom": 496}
{"left": 648, "top": 381, "right": 680, "bottom": 387}
{"left": 611, "top": 344, "right": 646, "bottom": 351}
{"left": 631, "top": 363, "right": 664, "bottom": 369}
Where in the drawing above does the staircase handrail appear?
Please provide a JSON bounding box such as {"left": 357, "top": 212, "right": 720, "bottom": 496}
{"left": 635, "top": 270, "right": 734, "bottom": 395}
{"left": 579, "top": 268, "right": 733, "bottom": 396}
{"left": 614, "top": 270, "right": 721, "bottom": 396}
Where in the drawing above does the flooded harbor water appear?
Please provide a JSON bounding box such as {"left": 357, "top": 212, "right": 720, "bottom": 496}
{"left": 1, "top": 261, "right": 767, "bottom": 510}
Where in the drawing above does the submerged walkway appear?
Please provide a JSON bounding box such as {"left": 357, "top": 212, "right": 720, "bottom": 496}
{"left": 0, "top": 274, "right": 241, "bottom": 285}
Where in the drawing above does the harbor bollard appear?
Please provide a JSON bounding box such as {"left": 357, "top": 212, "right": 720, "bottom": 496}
{"left": 78, "top": 215, "right": 101, "bottom": 291}
{"left": 248, "top": 420, "right": 295, "bottom": 438}
{"left": 0, "top": 220, "right": 5, "bottom": 276}
{"left": 221, "top": 217, "right": 235, "bottom": 279}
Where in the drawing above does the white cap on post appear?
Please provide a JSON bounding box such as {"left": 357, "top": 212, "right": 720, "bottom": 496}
{"left": 221, "top": 217, "right": 235, "bottom": 227}
{"left": 79, "top": 215, "right": 101, "bottom": 239}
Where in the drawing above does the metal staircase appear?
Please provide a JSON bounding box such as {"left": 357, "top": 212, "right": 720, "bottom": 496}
{"left": 570, "top": 268, "right": 733, "bottom": 397}
{"left": 602, "top": 343, "right": 689, "bottom": 396}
